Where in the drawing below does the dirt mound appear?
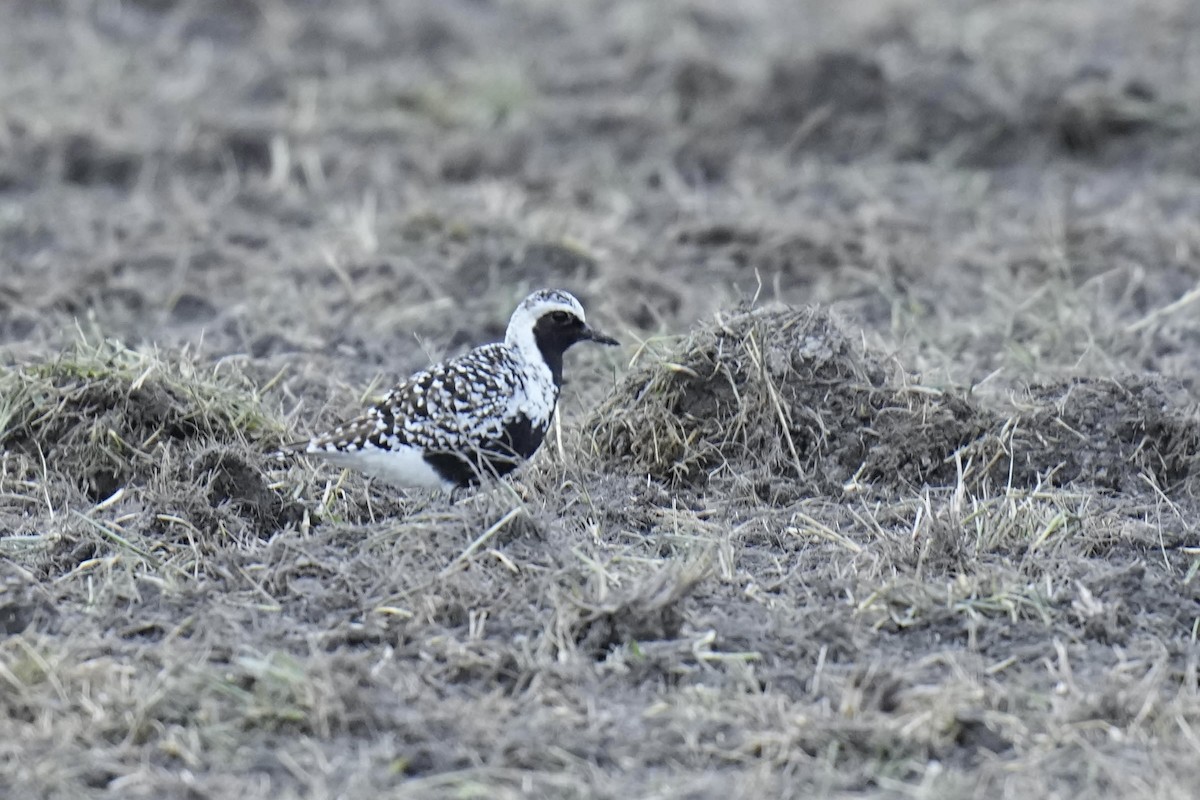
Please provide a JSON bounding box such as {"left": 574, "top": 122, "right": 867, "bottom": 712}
{"left": 0, "top": 337, "right": 300, "bottom": 538}
{"left": 981, "top": 377, "right": 1200, "bottom": 501}
{"left": 589, "top": 306, "right": 1200, "bottom": 503}
{"left": 588, "top": 305, "right": 989, "bottom": 497}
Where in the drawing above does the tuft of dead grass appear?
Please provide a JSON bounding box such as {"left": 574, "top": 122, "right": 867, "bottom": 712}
{"left": 588, "top": 305, "right": 988, "bottom": 498}
{"left": 0, "top": 334, "right": 301, "bottom": 556}
{"left": 589, "top": 305, "right": 1200, "bottom": 509}
{"left": 565, "top": 557, "right": 712, "bottom": 660}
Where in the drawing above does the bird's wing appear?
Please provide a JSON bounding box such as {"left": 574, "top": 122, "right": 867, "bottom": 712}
{"left": 301, "top": 344, "right": 521, "bottom": 455}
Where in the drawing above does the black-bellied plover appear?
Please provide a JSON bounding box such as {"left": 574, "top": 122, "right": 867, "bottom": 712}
{"left": 292, "top": 289, "right": 618, "bottom": 489}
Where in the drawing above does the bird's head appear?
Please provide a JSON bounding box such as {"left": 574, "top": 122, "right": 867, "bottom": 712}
{"left": 506, "top": 289, "right": 618, "bottom": 374}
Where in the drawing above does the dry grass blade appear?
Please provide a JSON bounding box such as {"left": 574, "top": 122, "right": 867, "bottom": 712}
{"left": 439, "top": 505, "right": 526, "bottom": 577}
{"left": 788, "top": 511, "right": 864, "bottom": 554}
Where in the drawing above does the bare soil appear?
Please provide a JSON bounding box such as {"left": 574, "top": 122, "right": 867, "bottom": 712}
{"left": 3, "top": 1, "right": 1200, "bottom": 798}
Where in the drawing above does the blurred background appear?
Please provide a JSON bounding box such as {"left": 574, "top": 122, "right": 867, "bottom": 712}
{"left": 2, "top": 0, "right": 1199, "bottom": 393}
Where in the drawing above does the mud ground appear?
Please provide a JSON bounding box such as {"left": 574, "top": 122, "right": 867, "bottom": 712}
{"left": 2, "top": 1, "right": 1200, "bottom": 798}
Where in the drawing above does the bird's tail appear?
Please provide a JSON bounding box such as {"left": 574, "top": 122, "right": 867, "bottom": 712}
{"left": 269, "top": 438, "right": 313, "bottom": 462}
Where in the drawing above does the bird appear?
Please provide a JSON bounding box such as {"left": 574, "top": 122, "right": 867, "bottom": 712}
{"left": 289, "top": 289, "right": 619, "bottom": 490}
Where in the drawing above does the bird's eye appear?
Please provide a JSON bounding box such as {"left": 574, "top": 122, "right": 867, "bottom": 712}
{"left": 550, "top": 310, "right": 572, "bottom": 324}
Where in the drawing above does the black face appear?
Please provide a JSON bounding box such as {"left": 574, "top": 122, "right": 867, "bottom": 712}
{"left": 532, "top": 308, "right": 618, "bottom": 386}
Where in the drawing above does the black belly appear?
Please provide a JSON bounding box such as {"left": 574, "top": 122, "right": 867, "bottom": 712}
{"left": 423, "top": 414, "right": 549, "bottom": 487}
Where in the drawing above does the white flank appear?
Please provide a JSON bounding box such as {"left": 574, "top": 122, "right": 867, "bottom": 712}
{"left": 311, "top": 445, "right": 454, "bottom": 490}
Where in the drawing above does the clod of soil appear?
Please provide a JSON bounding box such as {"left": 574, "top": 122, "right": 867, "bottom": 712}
{"left": 568, "top": 560, "right": 710, "bottom": 660}
{"left": 981, "top": 377, "right": 1200, "bottom": 501}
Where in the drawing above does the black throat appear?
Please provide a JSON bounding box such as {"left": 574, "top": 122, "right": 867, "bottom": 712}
{"left": 532, "top": 321, "right": 578, "bottom": 388}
